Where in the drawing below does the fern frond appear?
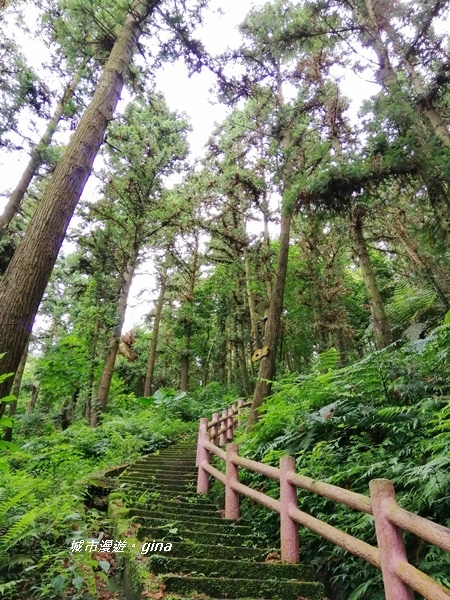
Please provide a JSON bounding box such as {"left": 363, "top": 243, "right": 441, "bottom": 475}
{"left": 0, "top": 507, "right": 42, "bottom": 553}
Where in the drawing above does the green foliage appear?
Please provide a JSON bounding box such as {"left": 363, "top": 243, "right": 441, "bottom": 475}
{"left": 0, "top": 393, "right": 195, "bottom": 598}
{"left": 240, "top": 324, "right": 450, "bottom": 598}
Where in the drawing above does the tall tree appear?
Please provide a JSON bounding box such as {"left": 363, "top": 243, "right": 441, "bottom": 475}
{"left": 0, "top": 0, "right": 205, "bottom": 409}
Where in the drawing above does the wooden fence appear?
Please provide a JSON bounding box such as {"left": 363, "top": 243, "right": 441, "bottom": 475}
{"left": 196, "top": 400, "right": 450, "bottom": 600}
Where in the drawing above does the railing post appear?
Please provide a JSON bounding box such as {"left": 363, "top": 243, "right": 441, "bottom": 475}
{"left": 231, "top": 403, "right": 237, "bottom": 436}
{"left": 237, "top": 398, "right": 244, "bottom": 427}
{"left": 227, "top": 408, "right": 234, "bottom": 441}
{"left": 369, "top": 479, "right": 414, "bottom": 600}
{"left": 225, "top": 443, "right": 239, "bottom": 519}
{"left": 211, "top": 412, "right": 219, "bottom": 445}
{"left": 197, "top": 417, "right": 210, "bottom": 494}
{"left": 219, "top": 409, "right": 227, "bottom": 445}
{"left": 279, "top": 455, "right": 300, "bottom": 563}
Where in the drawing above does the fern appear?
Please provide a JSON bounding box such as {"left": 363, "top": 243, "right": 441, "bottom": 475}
{"left": 0, "top": 507, "right": 42, "bottom": 554}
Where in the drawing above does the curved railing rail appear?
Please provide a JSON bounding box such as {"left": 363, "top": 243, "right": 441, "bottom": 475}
{"left": 196, "top": 404, "right": 450, "bottom": 600}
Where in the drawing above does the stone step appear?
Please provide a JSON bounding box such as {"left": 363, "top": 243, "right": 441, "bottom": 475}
{"left": 123, "top": 488, "right": 214, "bottom": 504}
{"left": 122, "top": 473, "right": 197, "bottom": 485}
{"left": 131, "top": 513, "right": 251, "bottom": 535}
{"left": 149, "top": 541, "right": 265, "bottom": 560}
{"left": 128, "top": 508, "right": 228, "bottom": 525}
{"left": 148, "top": 556, "right": 315, "bottom": 581}
{"left": 130, "top": 504, "right": 224, "bottom": 519}
{"left": 137, "top": 525, "right": 254, "bottom": 547}
{"left": 118, "top": 479, "right": 196, "bottom": 493}
{"left": 130, "top": 497, "right": 218, "bottom": 513}
{"left": 162, "top": 575, "right": 326, "bottom": 600}
{"left": 125, "top": 469, "right": 197, "bottom": 480}
{"left": 127, "top": 465, "right": 198, "bottom": 478}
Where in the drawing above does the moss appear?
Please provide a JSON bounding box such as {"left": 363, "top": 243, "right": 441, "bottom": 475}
{"left": 162, "top": 575, "right": 327, "bottom": 600}
{"left": 148, "top": 556, "right": 315, "bottom": 581}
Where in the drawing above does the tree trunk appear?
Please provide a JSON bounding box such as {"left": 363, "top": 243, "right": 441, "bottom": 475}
{"left": 179, "top": 233, "right": 199, "bottom": 392}
{"left": 386, "top": 217, "right": 449, "bottom": 309}
{"left": 351, "top": 207, "right": 393, "bottom": 350}
{"left": 92, "top": 250, "right": 137, "bottom": 425}
{"left": 85, "top": 308, "right": 100, "bottom": 421}
{"left": 0, "top": 0, "right": 158, "bottom": 401}
{"left": 244, "top": 248, "right": 261, "bottom": 350}
{"left": 247, "top": 213, "right": 292, "bottom": 428}
{"left": 3, "top": 342, "right": 28, "bottom": 441}
{"left": 144, "top": 257, "right": 168, "bottom": 396}
{"left": 26, "top": 383, "right": 39, "bottom": 414}
{"left": 235, "top": 289, "right": 252, "bottom": 398}
{"left": 0, "top": 65, "right": 85, "bottom": 237}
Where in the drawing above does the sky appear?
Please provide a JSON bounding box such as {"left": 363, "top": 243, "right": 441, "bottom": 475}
{"left": 0, "top": 0, "right": 379, "bottom": 332}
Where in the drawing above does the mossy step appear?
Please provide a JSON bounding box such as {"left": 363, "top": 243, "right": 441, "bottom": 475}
{"left": 122, "top": 474, "right": 197, "bottom": 486}
{"left": 123, "top": 489, "right": 214, "bottom": 504}
{"left": 130, "top": 505, "right": 224, "bottom": 520}
{"left": 148, "top": 556, "right": 315, "bottom": 581}
{"left": 125, "top": 471, "right": 197, "bottom": 481}
{"left": 162, "top": 575, "right": 326, "bottom": 600}
{"left": 130, "top": 465, "right": 198, "bottom": 474}
{"left": 144, "top": 452, "right": 197, "bottom": 458}
{"left": 131, "top": 498, "right": 219, "bottom": 514}
{"left": 130, "top": 461, "right": 197, "bottom": 470}
{"left": 151, "top": 542, "right": 266, "bottom": 560}
{"left": 130, "top": 509, "right": 230, "bottom": 527}
{"left": 118, "top": 475, "right": 194, "bottom": 486}
{"left": 129, "top": 509, "right": 229, "bottom": 525}
{"left": 133, "top": 515, "right": 251, "bottom": 535}
{"left": 137, "top": 525, "right": 254, "bottom": 547}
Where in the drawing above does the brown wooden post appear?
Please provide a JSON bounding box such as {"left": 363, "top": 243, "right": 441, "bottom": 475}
{"left": 369, "top": 479, "right": 414, "bottom": 600}
{"left": 219, "top": 409, "right": 227, "bottom": 445}
{"left": 197, "top": 417, "right": 210, "bottom": 494}
{"left": 231, "top": 403, "right": 237, "bottom": 436}
{"left": 225, "top": 443, "right": 239, "bottom": 519}
{"left": 227, "top": 408, "right": 234, "bottom": 441}
{"left": 237, "top": 398, "right": 244, "bottom": 427}
{"left": 280, "top": 455, "right": 300, "bottom": 563}
{"left": 195, "top": 418, "right": 202, "bottom": 467}
{"left": 211, "top": 412, "right": 219, "bottom": 446}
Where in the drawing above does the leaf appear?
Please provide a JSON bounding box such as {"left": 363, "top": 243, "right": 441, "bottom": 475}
{"left": 444, "top": 309, "right": 450, "bottom": 325}
{"left": 98, "top": 560, "right": 110, "bottom": 574}
{"left": 72, "top": 575, "right": 84, "bottom": 590}
{"left": 0, "top": 395, "right": 17, "bottom": 404}
{"left": 51, "top": 574, "right": 67, "bottom": 592}
{"left": 136, "top": 397, "right": 155, "bottom": 406}
{"left": 0, "top": 440, "right": 20, "bottom": 453}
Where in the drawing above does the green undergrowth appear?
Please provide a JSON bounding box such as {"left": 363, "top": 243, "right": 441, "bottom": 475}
{"left": 234, "top": 324, "right": 450, "bottom": 600}
{"left": 0, "top": 399, "right": 195, "bottom": 599}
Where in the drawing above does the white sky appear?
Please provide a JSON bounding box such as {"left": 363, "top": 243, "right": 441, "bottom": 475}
{"left": 0, "top": 0, "right": 379, "bottom": 332}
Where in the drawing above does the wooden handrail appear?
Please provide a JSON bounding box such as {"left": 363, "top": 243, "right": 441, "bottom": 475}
{"left": 287, "top": 471, "right": 372, "bottom": 514}
{"left": 386, "top": 502, "right": 450, "bottom": 554}
{"left": 196, "top": 402, "right": 450, "bottom": 600}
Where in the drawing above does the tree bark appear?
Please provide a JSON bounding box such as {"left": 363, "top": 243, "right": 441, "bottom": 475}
{"left": 144, "top": 256, "right": 168, "bottom": 396}
{"left": 85, "top": 307, "right": 100, "bottom": 422}
{"left": 386, "top": 216, "right": 449, "bottom": 309}
{"left": 244, "top": 247, "right": 261, "bottom": 350}
{"left": 247, "top": 213, "right": 292, "bottom": 428}
{"left": 0, "top": 0, "right": 158, "bottom": 401}
{"left": 26, "top": 383, "right": 39, "bottom": 414}
{"left": 92, "top": 250, "right": 137, "bottom": 425}
{"left": 351, "top": 207, "right": 393, "bottom": 350}
{"left": 3, "top": 342, "right": 28, "bottom": 441}
{"left": 179, "top": 233, "right": 199, "bottom": 392}
{"left": 0, "top": 65, "right": 85, "bottom": 237}
{"left": 235, "top": 283, "right": 252, "bottom": 398}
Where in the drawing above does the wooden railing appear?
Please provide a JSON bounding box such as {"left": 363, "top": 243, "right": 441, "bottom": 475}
{"left": 196, "top": 403, "right": 450, "bottom": 600}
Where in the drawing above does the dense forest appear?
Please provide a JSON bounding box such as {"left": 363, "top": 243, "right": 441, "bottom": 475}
{"left": 1, "top": 0, "right": 450, "bottom": 598}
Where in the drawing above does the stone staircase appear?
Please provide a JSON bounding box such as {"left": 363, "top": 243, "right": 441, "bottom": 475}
{"left": 113, "top": 438, "right": 327, "bottom": 600}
